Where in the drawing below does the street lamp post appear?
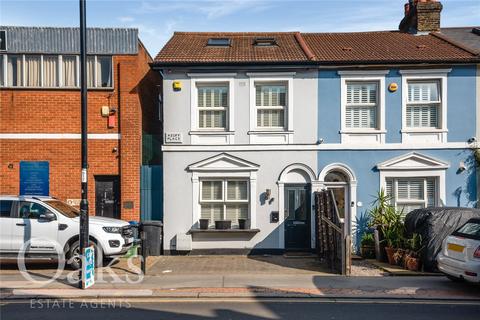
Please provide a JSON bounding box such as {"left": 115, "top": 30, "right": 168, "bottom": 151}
{"left": 79, "top": 0, "right": 89, "bottom": 289}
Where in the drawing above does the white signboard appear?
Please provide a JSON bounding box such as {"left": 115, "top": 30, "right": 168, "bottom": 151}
{"left": 165, "top": 132, "right": 183, "bottom": 143}
{"left": 82, "top": 246, "right": 95, "bottom": 289}
{"left": 66, "top": 199, "right": 81, "bottom": 206}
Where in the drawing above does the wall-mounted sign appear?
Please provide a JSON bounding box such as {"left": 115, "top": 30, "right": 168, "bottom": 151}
{"left": 388, "top": 82, "right": 398, "bottom": 92}
{"left": 165, "top": 132, "right": 183, "bottom": 144}
{"left": 20, "top": 161, "right": 49, "bottom": 196}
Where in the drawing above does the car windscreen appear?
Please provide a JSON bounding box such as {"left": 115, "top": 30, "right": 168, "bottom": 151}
{"left": 452, "top": 219, "right": 480, "bottom": 240}
{"left": 45, "top": 200, "right": 80, "bottom": 218}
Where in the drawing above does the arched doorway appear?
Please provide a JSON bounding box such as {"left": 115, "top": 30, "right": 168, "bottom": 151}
{"left": 278, "top": 164, "right": 316, "bottom": 250}
{"left": 319, "top": 164, "right": 357, "bottom": 238}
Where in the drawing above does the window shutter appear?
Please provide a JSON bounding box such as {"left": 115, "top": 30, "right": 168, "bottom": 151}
{"left": 346, "top": 82, "right": 377, "bottom": 129}
{"left": 201, "top": 181, "right": 222, "bottom": 200}
{"left": 408, "top": 82, "right": 439, "bottom": 103}
{"left": 346, "top": 106, "right": 376, "bottom": 128}
{"left": 426, "top": 179, "right": 436, "bottom": 207}
{"left": 256, "top": 85, "right": 286, "bottom": 107}
{"left": 406, "top": 105, "right": 438, "bottom": 128}
{"left": 397, "top": 179, "right": 424, "bottom": 200}
{"left": 347, "top": 83, "right": 377, "bottom": 104}
{"left": 227, "top": 181, "right": 248, "bottom": 200}
{"left": 385, "top": 179, "right": 394, "bottom": 204}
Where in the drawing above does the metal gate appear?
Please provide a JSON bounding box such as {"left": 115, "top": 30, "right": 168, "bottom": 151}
{"left": 315, "top": 189, "right": 351, "bottom": 275}
{"left": 140, "top": 165, "right": 163, "bottom": 221}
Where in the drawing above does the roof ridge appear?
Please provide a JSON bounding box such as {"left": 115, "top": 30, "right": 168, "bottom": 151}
{"left": 431, "top": 31, "right": 480, "bottom": 56}
{"left": 172, "top": 31, "right": 299, "bottom": 36}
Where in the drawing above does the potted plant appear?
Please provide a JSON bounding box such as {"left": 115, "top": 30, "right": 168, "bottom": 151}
{"left": 404, "top": 233, "right": 422, "bottom": 271}
{"left": 199, "top": 219, "right": 209, "bottom": 230}
{"left": 368, "top": 189, "right": 395, "bottom": 262}
{"left": 238, "top": 218, "right": 247, "bottom": 230}
{"left": 360, "top": 233, "right": 375, "bottom": 259}
{"left": 383, "top": 226, "right": 397, "bottom": 265}
{"left": 215, "top": 220, "right": 231, "bottom": 230}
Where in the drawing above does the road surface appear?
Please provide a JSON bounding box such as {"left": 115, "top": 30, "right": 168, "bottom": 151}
{"left": 1, "top": 298, "right": 480, "bottom": 320}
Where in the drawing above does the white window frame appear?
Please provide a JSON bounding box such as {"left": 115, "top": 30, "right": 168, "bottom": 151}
{"left": 339, "top": 70, "right": 388, "bottom": 145}
{"left": 386, "top": 177, "right": 438, "bottom": 211}
{"left": 0, "top": 54, "right": 113, "bottom": 89}
{"left": 189, "top": 153, "right": 259, "bottom": 229}
{"left": 188, "top": 73, "right": 236, "bottom": 145}
{"left": 199, "top": 178, "right": 250, "bottom": 228}
{"left": 377, "top": 152, "right": 448, "bottom": 208}
{"left": 400, "top": 69, "right": 451, "bottom": 144}
{"left": 247, "top": 72, "right": 295, "bottom": 144}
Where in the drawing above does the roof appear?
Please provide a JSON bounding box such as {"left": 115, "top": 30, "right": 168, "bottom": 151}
{"left": 0, "top": 26, "right": 139, "bottom": 55}
{"left": 153, "top": 30, "right": 479, "bottom": 66}
{"left": 440, "top": 27, "right": 480, "bottom": 53}
{"left": 154, "top": 32, "right": 310, "bottom": 65}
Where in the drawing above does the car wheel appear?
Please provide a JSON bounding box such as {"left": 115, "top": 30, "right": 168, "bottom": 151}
{"left": 67, "top": 240, "right": 104, "bottom": 270}
{"left": 446, "top": 275, "right": 463, "bottom": 282}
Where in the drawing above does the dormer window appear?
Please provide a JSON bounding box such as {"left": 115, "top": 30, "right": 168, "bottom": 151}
{"left": 207, "top": 38, "right": 231, "bottom": 47}
{"left": 253, "top": 37, "right": 277, "bottom": 46}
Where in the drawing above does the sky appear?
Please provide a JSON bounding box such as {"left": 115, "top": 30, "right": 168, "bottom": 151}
{"left": 0, "top": 0, "right": 478, "bottom": 56}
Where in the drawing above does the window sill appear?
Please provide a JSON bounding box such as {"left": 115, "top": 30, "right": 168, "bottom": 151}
{"left": 248, "top": 130, "right": 294, "bottom": 135}
{"left": 401, "top": 129, "right": 448, "bottom": 133}
{"left": 340, "top": 129, "right": 386, "bottom": 134}
{"left": 187, "top": 228, "right": 260, "bottom": 234}
{"left": 189, "top": 131, "right": 235, "bottom": 135}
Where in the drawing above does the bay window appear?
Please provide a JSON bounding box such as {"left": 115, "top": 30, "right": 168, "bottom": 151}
{"left": 255, "top": 83, "right": 287, "bottom": 129}
{"left": 200, "top": 179, "right": 249, "bottom": 227}
{"left": 406, "top": 80, "right": 440, "bottom": 128}
{"left": 345, "top": 82, "right": 378, "bottom": 129}
{"left": 386, "top": 177, "right": 436, "bottom": 214}
{"left": 197, "top": 83, "right": 228, "bottom": 130}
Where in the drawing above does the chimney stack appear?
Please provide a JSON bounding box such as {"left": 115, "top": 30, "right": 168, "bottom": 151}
{"left": 399, "top": 0, "right": 443, "bottom": 34}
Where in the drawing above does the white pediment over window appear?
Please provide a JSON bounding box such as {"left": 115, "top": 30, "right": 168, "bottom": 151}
{"left": 376, "top": 152, "right": 449, "bottom": 171}
{"left": 188, "top": 153, "right": 260, "bottom": 172}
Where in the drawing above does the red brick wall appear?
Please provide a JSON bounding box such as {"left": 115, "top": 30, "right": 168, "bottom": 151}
{"left": 0, "top": 44, "right": 161, "bottom": 221}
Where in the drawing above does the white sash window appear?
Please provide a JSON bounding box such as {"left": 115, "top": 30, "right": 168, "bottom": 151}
{"left": 255, "top": 83, "right": 287, "bottom": 128}
{"left": 406, "top": 80, "right": 440, "bottom": 128}
{"left": 386, "top": 177, "right": 436, "bottom": 214}
{"left": 345, "top": 82, "right": 378, "bottom": 129}
{"left": 197, "top": 84, "right": 228, "bottom": 130}
{"left": 200, "top": 179, "right": 249, "bottom": 227}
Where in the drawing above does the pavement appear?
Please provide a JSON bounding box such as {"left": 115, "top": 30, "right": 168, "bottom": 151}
{"left": 1, "top": 256, "right": 479, "bottom": 301}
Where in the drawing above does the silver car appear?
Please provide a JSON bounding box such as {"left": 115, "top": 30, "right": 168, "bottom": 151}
{"left": 437, "top": 218, "right": 480, "bottom": 283}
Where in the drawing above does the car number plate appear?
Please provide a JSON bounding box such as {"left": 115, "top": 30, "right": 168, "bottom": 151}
{"left": 447, "top": 243, "right": 464, "bottom": 252}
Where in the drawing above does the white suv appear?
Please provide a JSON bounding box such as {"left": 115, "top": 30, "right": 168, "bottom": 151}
{"left": 0, "top": 195, "right": 134, "bottom": 269}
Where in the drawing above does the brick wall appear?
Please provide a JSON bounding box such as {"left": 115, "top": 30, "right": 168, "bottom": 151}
{"left": 0, "top": 44, "right": 161, "bottom": 221}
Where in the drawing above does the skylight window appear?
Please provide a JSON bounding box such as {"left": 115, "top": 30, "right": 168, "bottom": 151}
{"left": 253, "top": 37, "right": 277, "bottom": 46}
{"left": 207, "top": 38, "right": 231, "bottom": 47}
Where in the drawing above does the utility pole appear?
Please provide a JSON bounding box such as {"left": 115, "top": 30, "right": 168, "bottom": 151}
{"left": 79, "top": 0, "right": 89, "bottom": 289}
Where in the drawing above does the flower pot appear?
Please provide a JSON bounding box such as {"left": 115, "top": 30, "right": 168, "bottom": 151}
{"left": 360, "top": 245, "right": 375, "bottom": 259}
{"left": 393, "top": 249, "right": 406, "bottom": 266}
{"left": 238, "top": 219, "right": 247, "bottom": 230}
{"left": 385, "top": 246, "right": 396, "bottom": 265}
{"left": 215, "top": 220, "right": 231, "bottom": 230}
{"left": 199, "top": 219, "right": 209, "bottom": 230}
{"left": 406, "top": 255, "right": 420, "bottom": 271}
